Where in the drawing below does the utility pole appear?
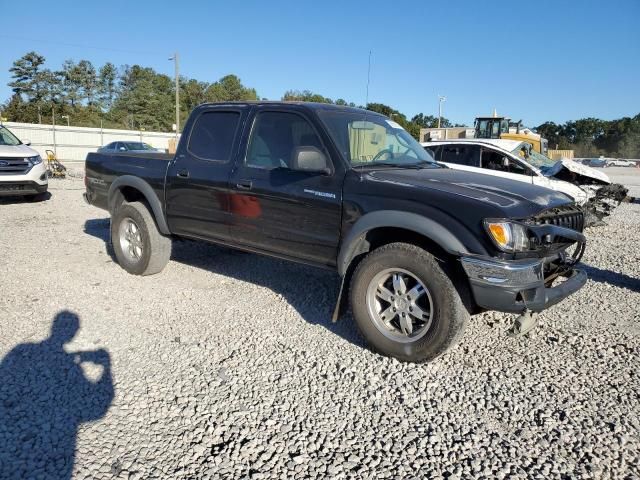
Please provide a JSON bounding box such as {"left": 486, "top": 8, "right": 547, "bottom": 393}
{"left": 437, "top": 95, "right": 447, "bottom": 128}
{"left": 52, "top": 105, "right": 57, "bottom": 157}
{"left": 169, "top": 52, "right": 180, "bottom": 139}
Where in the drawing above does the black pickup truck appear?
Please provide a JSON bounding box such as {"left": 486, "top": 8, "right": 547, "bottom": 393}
{"left": 85, "top": 102, "right": 587, "bottom": 362}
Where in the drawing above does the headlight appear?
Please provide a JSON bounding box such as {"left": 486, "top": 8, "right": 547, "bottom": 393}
{"left": 27, "top": 155, "right": 43, "bottom": 165}
{"left": 484, "top": 219, "right": 531, "bottom": 252}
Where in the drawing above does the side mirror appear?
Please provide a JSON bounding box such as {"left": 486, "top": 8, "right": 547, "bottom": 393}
{"left": 22, "top": 138, "right": 31, "bottom": 146}
{"left": 291, "top": 146, "right": 331, "bottom": 174}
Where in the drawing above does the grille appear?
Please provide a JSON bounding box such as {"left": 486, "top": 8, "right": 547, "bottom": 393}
{"left": 531, "top": 205, "right": 584, "bottom": 232}
{"left": 0, "top": 157, "right": 32, "bottom": 175}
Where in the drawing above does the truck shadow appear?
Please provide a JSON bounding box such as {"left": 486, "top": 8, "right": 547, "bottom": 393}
{"left": 582, "top": 264, "right": 640, "bottom": 293}
{"left": 83, "top": 218, "right": 364, "bottom": 347}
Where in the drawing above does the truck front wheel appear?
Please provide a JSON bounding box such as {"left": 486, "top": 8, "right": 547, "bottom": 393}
{"left": 350, "top": 242, "right": 468, "bottom": 363}
{"left": 111, "top": 201, "right": 171, "bottom": 276}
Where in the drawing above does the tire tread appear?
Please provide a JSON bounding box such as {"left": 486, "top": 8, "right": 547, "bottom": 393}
{"left": 349, "top": 242, "right": 468, "bottom": 363}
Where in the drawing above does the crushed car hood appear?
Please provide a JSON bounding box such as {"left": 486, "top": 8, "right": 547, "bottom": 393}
{"left": 544, "top": 159, "right": 611, "bottom": 185}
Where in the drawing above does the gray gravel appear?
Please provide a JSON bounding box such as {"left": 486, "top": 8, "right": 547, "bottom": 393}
{"left": 0, "top": 171, "right": 639, "bottom": 479}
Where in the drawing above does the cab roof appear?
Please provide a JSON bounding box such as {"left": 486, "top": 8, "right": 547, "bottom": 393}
{"left": 197, "top": 101, "right": 375, "bottom": 116}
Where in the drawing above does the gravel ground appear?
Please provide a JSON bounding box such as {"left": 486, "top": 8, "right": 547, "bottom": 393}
{"left": 0, "top": 171, "right": 639, "bottom": 479}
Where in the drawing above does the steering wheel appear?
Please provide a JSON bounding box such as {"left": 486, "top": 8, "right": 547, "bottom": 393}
{"left": 372, "top": 149, "right": 394, "bottom": 162}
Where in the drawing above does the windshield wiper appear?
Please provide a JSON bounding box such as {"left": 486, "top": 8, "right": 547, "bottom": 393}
{"left": 355, "top": 161, "right": 438, "bottom": 170}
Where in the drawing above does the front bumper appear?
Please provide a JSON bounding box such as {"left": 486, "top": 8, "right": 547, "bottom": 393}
{"left": 461, "top": 255, "right": 587, "bottom": 314}
{"left": 0, "top": 181, "right": 48, "bottom": 196}
{"left": 0, "top": 161, "right": 48, "bottom": 196}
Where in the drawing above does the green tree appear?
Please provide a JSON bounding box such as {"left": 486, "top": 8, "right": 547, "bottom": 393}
{"left": 205, "top": 75, "right": 258, "bottom": 102}
{"left": 76, "top": 60, "right": 98, "bottom": 106}
{"left": 98, "top": 63, "right": 118, "bottom": 110}
{"left": 179, "top": 78, "right": 209, "bottom": 126}
{"left": 110, "top": 65, "right": 174, "bottom": 130}
{"left": 60, "top": 60, "right": 83, "bottom": 108}
{"left": 36, "top": 69, "right": 63, "bottom": 105}
{"left": 282, "top": 90, "right": 334, "bottom": 103}
{"left": 8, "top": 51, "right": 47, "bottom": 102}
{"left": 411, "top": 113, "right": 452, "bottom": 128}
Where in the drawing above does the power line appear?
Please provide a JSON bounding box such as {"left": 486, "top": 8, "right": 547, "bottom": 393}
{"left": 0, "top": 34, "right": 163, "bottom": 56}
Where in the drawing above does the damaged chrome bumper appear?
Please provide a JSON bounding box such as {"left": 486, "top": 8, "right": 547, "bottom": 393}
{"left": 461, "top": 255, "right": 587, "bottom": 314}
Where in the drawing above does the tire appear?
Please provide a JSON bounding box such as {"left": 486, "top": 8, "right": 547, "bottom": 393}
{"left": 349, "top": 242, "right": 469, "bottom": 363}
{"left": 111, "top": 201, "right": 171, "bottom": 276}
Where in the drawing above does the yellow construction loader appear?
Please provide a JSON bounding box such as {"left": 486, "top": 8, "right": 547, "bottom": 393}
{"left": 474, "top": 114, "right": 548, "bottom": 155}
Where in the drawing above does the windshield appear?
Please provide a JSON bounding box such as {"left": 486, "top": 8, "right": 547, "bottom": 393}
{"left": 511, "top": 143, "right": 556, "bottom": 170}
{"left": 124, "top": 142, "right": 154, "bottom": 150}
{"left": 317, "top": 111, "right": 437, "bottom": 167}
{"left": 0, "top": 126, "right": 22, "bottom": 146}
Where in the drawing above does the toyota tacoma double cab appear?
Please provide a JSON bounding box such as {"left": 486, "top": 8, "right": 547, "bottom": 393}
{"left": 84, "top": 102, "right": 587, "bottom": 362}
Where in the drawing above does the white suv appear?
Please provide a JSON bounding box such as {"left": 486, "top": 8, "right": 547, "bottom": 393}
{"left": 0, "top": 125, "right": 48, "bottom": 199}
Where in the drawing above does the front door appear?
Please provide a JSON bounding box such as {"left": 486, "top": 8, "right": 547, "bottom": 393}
{"left": 480, "top": 147, "right": 536, "bottom": 184}
{"left": 228, "top": 108, "right": 343, "bottom": 266}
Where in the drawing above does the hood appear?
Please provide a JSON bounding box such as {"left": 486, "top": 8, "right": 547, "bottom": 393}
{"left": 544, "top": 159, "right": 611, "bottom": 185}
{"left": 367, "top": 167, "right": 572, "bottom": 218}
{"left": 0, "top": 143, "right": 40, "bottom": 158}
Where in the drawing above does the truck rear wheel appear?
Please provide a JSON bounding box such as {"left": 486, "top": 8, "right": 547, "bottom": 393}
{"left": 350, "top": 242, "right": 468, "bottom": 363}
{"left": 111, "top": 201, "right": 171, "bottom": 276}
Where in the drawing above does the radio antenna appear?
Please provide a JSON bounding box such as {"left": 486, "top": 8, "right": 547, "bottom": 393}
{"left": 358, "top": 50, "right": 372, "bottom": 168}
{"left": 365, "top": 50, "right": 372, "bottom": 108}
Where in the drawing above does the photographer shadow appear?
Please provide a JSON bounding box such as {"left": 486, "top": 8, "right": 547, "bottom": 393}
{"left": 0, "top": 311, "right": 114, "bottom": 480}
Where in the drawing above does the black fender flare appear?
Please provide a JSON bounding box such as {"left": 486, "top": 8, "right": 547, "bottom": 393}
{"left": 336, "top": 210, "right": 487, "bottom": 276}
{"left": 108, "top": 175, "right": 170, "bottom": 235}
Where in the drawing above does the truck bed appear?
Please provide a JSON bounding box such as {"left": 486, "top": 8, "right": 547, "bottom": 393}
{"left": 84, "top": 151, "right": 173, "bottom": 212}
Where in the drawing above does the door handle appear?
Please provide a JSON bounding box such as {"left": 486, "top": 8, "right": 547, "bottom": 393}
{"left": 177, "top": 169, "right": 190, "bottom": 178}
{"left": 236, "top": 180, "right": 253, "bottom": 190}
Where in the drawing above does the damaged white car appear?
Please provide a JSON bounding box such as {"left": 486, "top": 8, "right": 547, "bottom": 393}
{"left": 421, "top": 139, "right": 628, "bottom": 226}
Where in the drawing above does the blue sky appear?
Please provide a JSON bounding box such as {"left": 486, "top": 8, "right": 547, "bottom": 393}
{"left": 1, "top": 0, "right": 638, "bottom": 126}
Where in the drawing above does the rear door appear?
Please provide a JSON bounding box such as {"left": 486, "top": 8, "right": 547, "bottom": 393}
{"left": 228, "top": 107, "right": 343, "bottom": 266}
{"left": 439, "top": 144, "right": 482, "bottom": 172}
{"left": 165, "top": 106, "right": 248, "bottom": 241}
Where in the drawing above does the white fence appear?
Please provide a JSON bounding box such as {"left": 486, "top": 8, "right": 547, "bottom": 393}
{"left": 2, "top": 121, "right": 178, "bottom": 162}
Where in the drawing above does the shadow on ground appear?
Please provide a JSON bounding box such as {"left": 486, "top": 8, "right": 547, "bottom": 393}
{"left": 0, "top": 191, "right": 52, "bottom": 205}
{"left": 0, "top": 311, "right": 114, "bottom": 479}
{"left": 582, "top": 264, "right": 640, "bottom": 293}
{"left": 84, "top": 218, "right": 363, "bottom": 347}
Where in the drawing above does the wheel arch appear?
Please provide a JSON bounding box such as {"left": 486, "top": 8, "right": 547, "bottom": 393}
{"left": 337, "top": 210, "right": 486, "bottom": 277}
{"left": 108, "top": 176, "right": 170, "bottom": 235}
{"left": 331, "top": 211, "right": 483, "bottom": 322}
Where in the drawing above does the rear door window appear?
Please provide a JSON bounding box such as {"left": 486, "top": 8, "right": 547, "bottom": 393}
{"left": 188, "top": 111, "right": 241, "bottom": 162}
{"left": 440, "top": 145, "right": 480, "bottom": 167}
